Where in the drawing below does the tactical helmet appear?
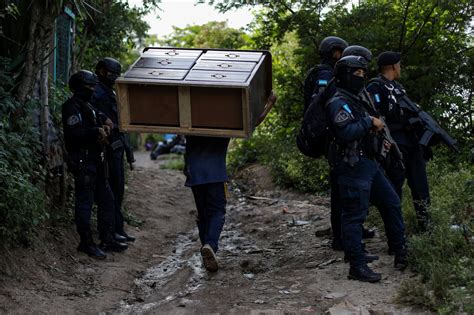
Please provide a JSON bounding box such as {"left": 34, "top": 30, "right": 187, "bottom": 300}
{"left": 335, "top": 55, "right": 368, "bottom": 75}
{"left": 342, "top": 45, "right": 373, "bottom": 62}
{"left": 96, "top": 57, "right": 122, "bottom": 75}
{"left": 68, "top": 70, "right": 98, "bottom": 92}
{"left": 319, "top": 36, "right": 349, "bottom": 57}
{"left": 335, "top": 55, "right": 368, "bottom": 95}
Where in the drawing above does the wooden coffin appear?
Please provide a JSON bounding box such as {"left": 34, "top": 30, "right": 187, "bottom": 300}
{"left": 115, "top": 47, "right": 272, "bottom": 138}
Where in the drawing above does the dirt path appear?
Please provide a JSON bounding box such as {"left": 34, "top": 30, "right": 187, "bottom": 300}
{"left": 0, "top": 151, "right": 424, "bottom": 314}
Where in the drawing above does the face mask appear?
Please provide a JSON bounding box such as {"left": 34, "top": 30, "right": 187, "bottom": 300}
{"left": 336, "top": 72, "right": 365, "bottom": 95}
{"left": 75, "top": 87, "right": 94, "bottom": 102}
{"left": 350, "top": 74, "right": 365, "bottom": 94}
{"left": 105, "top": 72, "right": 119, "bottom": 87}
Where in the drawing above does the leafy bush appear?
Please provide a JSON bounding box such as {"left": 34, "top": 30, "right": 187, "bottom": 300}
{"left": 396, "top": 159, "right": 473, "bottom": 312}
{"left": 0, "top": 61, "right": 48, "bottom": 244}
{"left": 227, "top": 120, "right": 330, "bottom": 193}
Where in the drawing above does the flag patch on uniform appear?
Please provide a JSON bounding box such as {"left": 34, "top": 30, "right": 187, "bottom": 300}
{"left": 342, "top": 104, "right": 352, "bottom": 114}
{"left": 374, "top": 94, "right": 381, "bottom": 103}
{"left": 318, "top": 79, "right": 328, "bottom": 86}
{"left": 67, "top": 115, "right": 80, "bottom": 126}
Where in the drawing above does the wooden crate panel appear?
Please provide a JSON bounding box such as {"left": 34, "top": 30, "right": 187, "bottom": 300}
{"left": 125, "top": 68, "right": 188, "bottom": 80}
{"left": 200, "top": 50, "right": 262, "bottom": 62}
{"left": 128, "top": 84, "right": 180, "bottom": 126}
{"left": 143, "top": 48, "right": 203, "bottom": 59}
{"left": 193, "top": 60, "right": 256, "bottom": 72}
{"left": 190, "top": 87, "right": 243, "bottom": 129}
{"left": 185, "top": 70, "right": 250, "bottom": 83}
{"left": 135, "top": 57, "right": 196, "bottom": 70}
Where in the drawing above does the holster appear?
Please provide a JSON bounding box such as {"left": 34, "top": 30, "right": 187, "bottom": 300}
{"left": 341, "top": 141, "right": 360, "bottom": 167}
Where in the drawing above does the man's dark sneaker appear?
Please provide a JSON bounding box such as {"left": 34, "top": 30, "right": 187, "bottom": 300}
{"left": 331, "top": 238, "right": 344, "bottom": 251}
{"left": 100, "top": 239, "right": 128, "bottom": 252}
{"left": 77, "top": 242, "right": 107, "bottom": 260}
{"left": 201, "top": 244, "right": 218, "bottom": 272}
{"left": 348, "top": 265, "right": 382, "bottom": 283}
{"left": 114, "top": 233, "right": 127, "bottom": 242}
{"left": 344, "top": 254, "right": 379, "bottom": 263}
{"left": 362, "top": 228, "right": 376, "bottom": 239}
{"left": 394, "top": 251, "right": 408, "bottom": 270}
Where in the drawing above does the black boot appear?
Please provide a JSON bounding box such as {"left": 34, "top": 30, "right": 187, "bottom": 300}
{"left": 114, "top": 233, "right": 127, "bottom": 242}
{"left": 100, "top": 233, "right": 128, "bottom": 252}
{"left": 331, "top": 238, "right": 344, "bottom": 251}
{"left": 77, "top": 232, "right": 106, "bottom": 260}
{"left": 394, "top": 249, "right": 408, "bottom": 270}
{"left": 362, "top": 227, "right": 375, "bottom": 239}
{"left": 348, "top": 265, "right": 382, "bottom": 283}
{"left": 117, "top": 231, "right": 135, "bottom": 242}
{"left": 417, "top": 216, "right": 430, "bottom": 233}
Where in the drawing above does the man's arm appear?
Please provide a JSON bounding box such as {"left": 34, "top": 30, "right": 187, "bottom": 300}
{"left": 256, "top": 91, "right": 277, "bottom": 126}
{"left": 327, "top": 99, "right": 378, "bottom": 142}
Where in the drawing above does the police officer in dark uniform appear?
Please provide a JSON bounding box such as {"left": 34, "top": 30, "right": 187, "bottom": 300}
{"left": 366, "top": 52, "right": 430, "bottom": 232}
{"left": 303, "top": 36, "right": 348, "bottom": 112}
{"left": 91, "top": 57, "right": 135, "bottom": 242}
{"left": 329, "top": 45, "right": 376, "bottom": 251}
{"left": 327, "top": 56, "right": 407, "bottom": 282}
{"left": 62, "top": 70, "right": 128, "bottom": 259}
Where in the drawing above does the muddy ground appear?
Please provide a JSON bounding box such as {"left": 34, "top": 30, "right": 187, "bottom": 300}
{"left": 0, "top": 151, "right": 427, "bottom": 314}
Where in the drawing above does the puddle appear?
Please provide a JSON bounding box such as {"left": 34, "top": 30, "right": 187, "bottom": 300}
{"left": 116, "top": 232, "right": 205, "bottom": 314}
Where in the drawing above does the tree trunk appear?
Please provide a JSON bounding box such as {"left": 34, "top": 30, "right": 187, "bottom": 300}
{"left": 15, "top": 2, "right": 57, "bottom": 103}
{"left": 39, "top": 51, "right": 50, "bottom": 156}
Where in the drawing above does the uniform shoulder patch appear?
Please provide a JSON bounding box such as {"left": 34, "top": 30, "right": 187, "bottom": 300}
{"left": 67, "top": 115, "right": 81, "bottom": 126}
{"left": 335, "top": 109, "right": 351, "bottom": 124}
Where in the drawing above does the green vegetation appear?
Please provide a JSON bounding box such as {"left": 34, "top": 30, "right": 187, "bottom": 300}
{"left": 0, "top": 60, "right": 46, "bottom": 244}
{"left": 154, "top": 21, "right": 251, "bottom": 49}
{"left": 396, "top": 160, "right": 473, "bottom": 312}
{"left": 160, "top": 154, "right": 185, "bottom": 171}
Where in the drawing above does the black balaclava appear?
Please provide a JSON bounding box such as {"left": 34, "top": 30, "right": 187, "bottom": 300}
{"left": 96, "top": 57, "right": 121, "bottom": 87}
{"left": 74, "top": 86, "right": 95, "bottom": 101}
{"left": 337, "top": 70, "right": 365, "bottom": 95}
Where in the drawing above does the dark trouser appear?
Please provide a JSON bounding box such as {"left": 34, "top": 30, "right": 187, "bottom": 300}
{"left": 107, "top": 146, "right": 126, "bottom": 234}
{"left": 73, "top": 162, "right": 115, "bottom": 242}
{"left": 191, "top": 182, "right": 227, "bottom": 253}
{"left": 330, "top": 169, "right": 342, "bottom": 241}
{"left": 387, "top": 145, "right": 430, "bottom": 228}
{"left": 335, "top": 157, "right": 406, "bottom": 267}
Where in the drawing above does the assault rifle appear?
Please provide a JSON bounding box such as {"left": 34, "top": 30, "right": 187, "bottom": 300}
{"left": 378, "top": 115, "right": 405, "bottom": 170}
{"left": 398, "top": 95, "right": 458, "bottom": 152}
{"left": 360, "top": 89, "right": 404, "bottom": 169}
